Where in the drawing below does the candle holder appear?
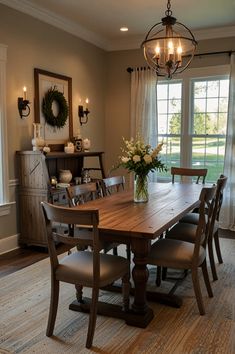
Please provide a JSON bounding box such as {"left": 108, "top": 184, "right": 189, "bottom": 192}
{"left": 18, "top": 97, "right": 30, "bottom": 118}
{"left": 78, "top": 105, "right": 90, "bottom": 125}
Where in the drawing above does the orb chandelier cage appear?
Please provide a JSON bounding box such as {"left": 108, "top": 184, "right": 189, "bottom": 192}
{"left": 141, "top": 0, "right": 197, "bottom": 79}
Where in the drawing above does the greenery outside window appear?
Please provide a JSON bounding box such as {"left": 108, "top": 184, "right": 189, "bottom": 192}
{"left": 155, "top": 66, "right": 229, "bottom": 183}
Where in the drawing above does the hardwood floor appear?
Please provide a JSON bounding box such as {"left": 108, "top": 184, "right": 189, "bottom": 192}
{"left": 0, "top": 244, "right": 69, "bottom": 279}
{"left": 1, "top": 237, "right": 234, "bottom": 353}
{"left": 0, "top": 229, "right": 234, "bottom": 279}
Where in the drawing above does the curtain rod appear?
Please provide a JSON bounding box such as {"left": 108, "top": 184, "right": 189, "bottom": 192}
{"left": 127, "top": 50, "right": 235, "bottom": 73}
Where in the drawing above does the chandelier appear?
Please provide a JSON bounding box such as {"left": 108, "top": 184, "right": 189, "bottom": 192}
{"left": 141, "top": 0, "right": 197, "bottom": 79}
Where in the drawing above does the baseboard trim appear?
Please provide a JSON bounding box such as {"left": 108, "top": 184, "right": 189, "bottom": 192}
{"left": 0, "top": 234, "right": 20, "bottom": 255}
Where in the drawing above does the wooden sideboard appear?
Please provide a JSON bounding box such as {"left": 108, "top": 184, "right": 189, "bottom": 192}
{"left": 16, "top": 150, "right": 105, "bottom": 247}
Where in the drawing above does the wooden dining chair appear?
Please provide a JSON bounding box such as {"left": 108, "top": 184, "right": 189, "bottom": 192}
{"left": 66, "top": 182, "right": 102, "bottom": 207}
{"left": 101, "top": 175, "right": 125, "bottom": 196}
{"left": 100, "top": 176, "right": 131, "bottom": 261}
{"left": 171, "top": 167, "right": 208, "bottom": 184}
{"left": 66, "top": 182, "right": 117, "bottom": 253}
{"left": 155, "top": 166, "right": 208, "bottom": 285}
{"left": 41, "top": 202, "right": 130, "bottom": 349}
{"left": 148, "top": 186, "right": 216, "bottom": 315}
{"left": 177, "top": 175, "right": 228, "bottom": 280}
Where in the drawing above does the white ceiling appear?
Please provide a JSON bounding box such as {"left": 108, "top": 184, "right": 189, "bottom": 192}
{"left": 1, "top": 0, "right": 235, "bottom": 51}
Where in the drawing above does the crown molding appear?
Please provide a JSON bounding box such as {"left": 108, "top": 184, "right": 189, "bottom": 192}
{"left": 107, "top": 26, "right": 235, "bottom": 51}
{"left": 0, "top": 0, "right": 234, "bottom": 52}
{"left": 194, "top": 25, "right": 235, "bottom": 41}
{"left": 0, "top": 0, "right": 110, "bottom": 50}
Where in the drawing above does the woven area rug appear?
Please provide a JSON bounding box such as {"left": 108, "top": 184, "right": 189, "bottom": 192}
{"left": 0, "top": 239, "right": 235, "bottom": 354}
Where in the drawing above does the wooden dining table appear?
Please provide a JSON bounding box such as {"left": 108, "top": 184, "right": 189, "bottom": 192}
{"left": 69, "top": 182, "right": 203, "bottom": 328}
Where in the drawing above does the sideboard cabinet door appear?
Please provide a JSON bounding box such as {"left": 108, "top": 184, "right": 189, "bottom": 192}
{"left": 16, "top": 150, "right": 105, "bottom": 248}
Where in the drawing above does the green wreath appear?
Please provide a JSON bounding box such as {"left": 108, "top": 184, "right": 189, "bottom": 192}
{"left": 42, "top": 87, "right": 69, "bottom": 129}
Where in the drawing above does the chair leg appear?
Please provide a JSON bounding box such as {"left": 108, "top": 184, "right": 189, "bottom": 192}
{"left": 46, "top": 277, "right": 59, "bottom": 337}
{"left": 86, "top": 286, "right": 99, "bottom": 349}
{"left": 191, "top": 267, "right": 205, "bottom": 315}
{"left": 156, "top": 266, "right": 162, "bottom": 287}
{"left": 201, "top": 260, "right": 213, "bottom": 298}
{"left": 126, "top": 244, "right": 131, "bottom": 261}
{"left": 214, "top": 229, "right": 223, "bottom": 264}
{"left": 113, "top": 246, "right": 118, "bottom": 256}
{"left": 122, "top": 273, "right": 131, "bottom": 312}
{"left": 208, "top": 232, "right": 218, "bottom": 281}
{"left": 162, "top": 267, "right": 168, "bottom": 280}
{"left": 75, "top": 284, "right": 84, "bottom": 303}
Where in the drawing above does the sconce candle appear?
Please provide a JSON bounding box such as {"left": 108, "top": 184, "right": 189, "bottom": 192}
{"left": 23, "top": 86, "right": 27, "bottom": 100}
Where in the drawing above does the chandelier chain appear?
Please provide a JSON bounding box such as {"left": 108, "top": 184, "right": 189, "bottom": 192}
{"left": 165, "top": 0, "right": 172, "bottom": 16}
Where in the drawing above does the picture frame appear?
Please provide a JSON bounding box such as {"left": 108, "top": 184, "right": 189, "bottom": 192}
{"left": 34, "top": 68, "right": 73, "bottom": 151}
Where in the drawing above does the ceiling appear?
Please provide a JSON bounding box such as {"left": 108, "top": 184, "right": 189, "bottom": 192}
{"left": 1, "top": 0, "right": 235, "bottom": 51}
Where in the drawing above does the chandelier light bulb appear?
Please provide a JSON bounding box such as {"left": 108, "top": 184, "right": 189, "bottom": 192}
{"left": 155, "top": 45, "right": 160, "bottom": 58}
{"left": 168, "top": 41, "right": 174, "bottom": 53}
{"left": 177, "top": 46, "right": 182, "bottom": 62}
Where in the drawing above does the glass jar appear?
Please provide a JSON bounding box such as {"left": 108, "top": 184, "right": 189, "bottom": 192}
{"left": 134, "top": 174, "right": 149, "bottom": 202}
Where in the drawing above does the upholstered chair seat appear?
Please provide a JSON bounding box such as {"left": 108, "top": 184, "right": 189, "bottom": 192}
{"left": 180, "top": 213, "right": 208, "bottom": 225}
{"left": 166, "top": 223, "right": 198, "bottom": 244}
{"left": 148, "top": 238, "right": 206, "bottom": 270}
{"left": 57, "top": 251, "right": 129, "bottom": 287}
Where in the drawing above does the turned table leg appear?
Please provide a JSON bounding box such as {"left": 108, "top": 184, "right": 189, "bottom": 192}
{"left": 127, "top": 238, "right": 154, "bottom": 326}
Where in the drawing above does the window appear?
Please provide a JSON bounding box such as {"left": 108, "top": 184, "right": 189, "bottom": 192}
{"left": 0, "top": 44, "right": 9, "bottom": 209}
{"left": 191, "top": 78, "right": 229, "bottom": 181}
{"left": 157, "top": 80, "right": 182, "bottom": 179}
{"left": 155, "top": 66, "right": 229, "bottom": 182}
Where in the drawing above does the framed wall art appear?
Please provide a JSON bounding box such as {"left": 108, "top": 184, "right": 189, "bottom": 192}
{"left": 34, "top": 68, "right": 73, "bottom": 151}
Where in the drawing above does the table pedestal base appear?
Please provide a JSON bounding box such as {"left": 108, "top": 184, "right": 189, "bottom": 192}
{"left": 101, "top": 284, "right": 183, "bottom": 308}
{"left": 69, "top": 297, "right": 154, "bottom": 328}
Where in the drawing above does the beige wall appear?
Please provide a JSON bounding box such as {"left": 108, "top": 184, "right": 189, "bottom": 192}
{"left": 105, "top": 37, "right": 235, "bottom": 176}
{"left": 0, "top": 4, "right": 107, "bottom": 244}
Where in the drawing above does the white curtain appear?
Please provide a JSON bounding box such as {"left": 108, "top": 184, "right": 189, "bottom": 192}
{"left": 130, "top": 67, "right": 157, "bottom": 145}
{"left": 220, "top": 53, "right": 235, "bottom": 230}
{"left": 130, "top": 67, "right": 158, "bottom": 181}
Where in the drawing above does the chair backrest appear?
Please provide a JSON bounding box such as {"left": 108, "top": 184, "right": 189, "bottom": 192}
{"left": 171, "top": 167, "right": 207, "bottom": 184}
{"left": 215, "top": 174, "right": 228, "bottom": 222}
{"left": 101, "top": 176, "right": 125, "bottom": 196}
{"left": 209, "top": 175, "right": 228, "bottom": 228}
{"left": 66, "top": 182, "right": 101, "bottom": 207}
{"left": 195, "top": 185, "right": 217, "bottom": 250}
{"left": 41, "top": 202, "right": 100, "bottom": 278}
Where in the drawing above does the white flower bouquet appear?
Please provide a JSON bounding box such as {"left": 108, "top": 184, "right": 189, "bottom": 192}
{"left": 116, "top": 135, "right": 167, "bottom": 202}
{"left": 118, "top": 136, "right": 166, "bottom": 176}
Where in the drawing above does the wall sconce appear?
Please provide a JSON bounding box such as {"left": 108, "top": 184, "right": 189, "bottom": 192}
{"left": 78, "top": 98, "right": 90, "bottom": 125}
{"left": 18, "top": 86, "right": 30, "bottom": 119}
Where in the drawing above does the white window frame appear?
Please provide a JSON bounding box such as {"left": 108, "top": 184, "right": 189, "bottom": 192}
{"left": 181, "top": 65, "right": 229, "bottom": 168}
{"left": 156, "top": 65, "right": 230, "bottom": 181}
{"left": 0, "top": 43, "right": 10, "bottom": 214}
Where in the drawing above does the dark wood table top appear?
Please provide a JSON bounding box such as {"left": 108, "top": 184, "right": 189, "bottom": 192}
{"left": 77, "top": 182, "right": 203, "bottom": 239}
